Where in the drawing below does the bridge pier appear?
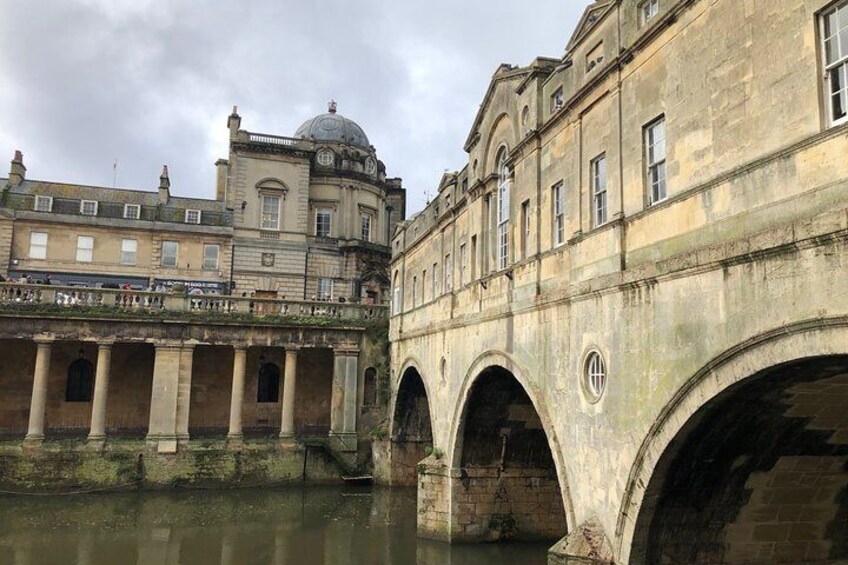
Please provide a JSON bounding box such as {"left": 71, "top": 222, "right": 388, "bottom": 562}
{"left": 417, "top": 458, "right": 566, "bottom": 543}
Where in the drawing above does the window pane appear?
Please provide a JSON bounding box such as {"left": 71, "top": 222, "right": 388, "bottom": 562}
{"left": 32, "top": 232, "right": 47, "bottom": 245}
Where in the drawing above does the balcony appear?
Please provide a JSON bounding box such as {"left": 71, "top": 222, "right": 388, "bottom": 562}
{"left": 0, "top": 283, "right": 387, "bottom": 326}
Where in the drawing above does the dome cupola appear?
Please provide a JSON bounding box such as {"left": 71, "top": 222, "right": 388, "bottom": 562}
{"left": 294, "top": 101, "right": 371, "bottom": 149}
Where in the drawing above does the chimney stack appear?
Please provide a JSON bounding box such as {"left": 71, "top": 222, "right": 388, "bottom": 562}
{"left": 158, "top": 165, "right": 170, "bottom": 204}
{"left": 228, "top": 105, "right": 241, "bottom": 141}
{"left": 9, "top": 150, "right": 26, "bottom": 186}
{"left": 215, "top": 159, "right": 229, "bottom": 202}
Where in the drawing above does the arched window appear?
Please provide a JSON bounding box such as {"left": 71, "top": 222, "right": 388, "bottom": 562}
{"left": 363, "top": 367, "right": 377, "bottom": 406}
{"left": 257, "top": 361, "right": 280, "bottom": 403}
{"left": 392, "top": 271, "right": 402, "bottom": 315}
{"left": 66, "top": 357, "right": 94, "bottom": 402}
{"left": 496, "top": 148, "right": 510, "bottom": 270}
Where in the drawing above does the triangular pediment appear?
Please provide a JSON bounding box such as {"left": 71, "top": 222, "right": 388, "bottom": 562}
{"left": 566, "top": 0, "right": 615, "bottom": 52}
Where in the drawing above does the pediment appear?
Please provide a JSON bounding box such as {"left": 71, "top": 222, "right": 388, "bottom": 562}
{"left": 566, "top": 1, "right": 615, "bottom": 52}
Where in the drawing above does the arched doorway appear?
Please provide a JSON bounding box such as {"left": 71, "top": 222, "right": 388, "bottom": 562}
{"left": 630, "top": 356, "right": 848, "bottom": 564}
{"left": 390, "top": 367, "right": 432, "bottom": 486}
{"left": 450, "top": 365, "right": 566, "bottom": 542}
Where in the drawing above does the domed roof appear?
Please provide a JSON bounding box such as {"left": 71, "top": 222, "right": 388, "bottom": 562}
{"left": 294, "top": 101, "right": 370, "bottom": 149}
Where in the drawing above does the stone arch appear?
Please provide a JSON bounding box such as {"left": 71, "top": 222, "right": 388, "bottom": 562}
{"left": 388, "top": 356, "right": 434, "bottom": 486}
{"left": 254, "top": 177, "right": 289, "bottom": 192}
{"left": 482, "top": 112, "right": 516, "bottom": 177}
{"left": 618, "top": 319, "right": 848, "bottom": 564}
{"left": 447, "top": 349, "right": 576, "bottom": 534}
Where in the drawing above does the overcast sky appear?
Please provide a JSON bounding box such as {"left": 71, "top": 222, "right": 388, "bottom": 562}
{"left": 0, "top": 0, "right": 586, "bottom": 215}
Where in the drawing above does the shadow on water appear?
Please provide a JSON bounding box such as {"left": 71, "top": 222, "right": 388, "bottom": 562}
{"left": 0, "top": 486, "right": 550, "bottom": 565}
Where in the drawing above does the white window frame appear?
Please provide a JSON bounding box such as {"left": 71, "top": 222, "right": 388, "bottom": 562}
{"left": 591, "top": 155, "right": 608, "bottom": 228}
{"left": 34, "top": 195, "right": 53, "bottom": 213}
{"left": 521, "top": 200, "right": 530, "bottom": 259}
{"left": 80, "top": 200, "right": 98, "bottom": 216}
{"left": 392, "top": 272, "right": 402, "bottom": 315}
{"left": 185, "top": 209, "right": 201, "bottom": 224}
{"left": 317, "top": 277, "right": 334, "bottom": 301}
{"left": 123, "top": 204, "right": 141, "bottom": 220}
{"left": 553, "top": 182, "right": 565, "bottom": 247}
{"left": 584, "top": 350, "right": 607, "bottom": 403}
{"left": 29, "top": 232, "right": 48, "bottom": 259}
{"left": 639, "top": 0, "right": 660, "bottom": 27}
{"left": 120, "top": 239, "right": 137, "bottom": 266}
{"left": 76, "top": 235, "right": 94, "bottom": 263}
{"left": 317, "top": 149, "right": 335, "bottom": 167}
{"left": 444, "top": 253, "right": 452, "bottom": 293}
{"left": 551, "top": 87, "right": 564, "bottom": 113}
{"left": 432, "top": 263, "right": 438, "bottom": 299}
{"left": 496, "top": 150, "right": 510, "bottom": 270}
{"left": 202, "top": 244, "right": 219, "bottom": 271}
{"left": 822, "top": 1, "right": 848, "bottom": 126}
{"left": 161, "top": 241, "right": 178, "bottom": 268}
{"left": 315, "top": 208, "right": 332, "bottom": 237}
{"left": 261, "top": 194, "right": 281, "bottom": 231}
{"left": 361, "top": 213, "right": 372, "bottom": 242}
{"left": 645, "top": 117, "right": 667, "bottom": 205}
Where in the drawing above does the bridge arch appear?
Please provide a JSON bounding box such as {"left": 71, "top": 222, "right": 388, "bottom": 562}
{"left": 446, "top": 349, "right": 575, "bottom": 540}
{"left": 619, "top": 319, "right": 848, "bottom": 564}
{"left": 388, "top": 356, "right": 434, "bottom": 486}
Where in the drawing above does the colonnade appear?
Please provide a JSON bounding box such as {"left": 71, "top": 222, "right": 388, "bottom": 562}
{"left": 20, "top": 337, "right": 360, "bottom": 452}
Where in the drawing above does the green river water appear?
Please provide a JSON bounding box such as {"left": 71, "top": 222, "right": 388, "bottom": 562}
{"left": 0, "top": 486, "right": 550, "bottom": 564}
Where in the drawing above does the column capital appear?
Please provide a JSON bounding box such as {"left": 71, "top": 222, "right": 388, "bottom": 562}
{"left": 285, "top": 345, "right": 302, "bottom": 353}
{"left": 33, "top": 336, "right": 54, "bottom": 345}
{"left": 96, "top": 340, "right": 116, "bottom": 349}
{"left": 233, "top": 344, "right": 248, "bottom": 353}
{"left": 334, "top": 346, "right": 359, "bottom": 356}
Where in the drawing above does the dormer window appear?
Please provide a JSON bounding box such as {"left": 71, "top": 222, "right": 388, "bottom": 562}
{"left": 80, "top": 200, "right": 98, "bottom": 216}
{"left": 124, "top": 204, "right": 140, "bottom": 220}
{"left": 587, "top": 42, "right": 604, "bottom": 73}
{"left": 185, "top": 209, "right": 201, "bottom": 224}
{"left": 639, "top": 0, "right": 660, "bottom": 27}
{"left": 551, "top": 87, "right": 564, "bottom": 113}
{"left": 34, "top": 195, "right": 53, "bottom": 213}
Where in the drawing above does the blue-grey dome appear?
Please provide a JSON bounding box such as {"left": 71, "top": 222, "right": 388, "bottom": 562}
{"left": 294, "top": 101, "right": 370, "bottom": 149}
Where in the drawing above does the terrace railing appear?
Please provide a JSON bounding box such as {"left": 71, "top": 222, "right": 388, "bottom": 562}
{"left": 0, "top": 283, "right": 388, "bottom": 322}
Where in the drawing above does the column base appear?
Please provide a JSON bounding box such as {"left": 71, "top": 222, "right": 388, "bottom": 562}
{"left": 278, "top": 433, "right": 298, "bottom": 449}
{"left": 22, "top": 435, "right": 44, "bottom": 452}
{"left": 225, "top": 434, "right": 244, "bottom": 449}
{"left": 146, "top": 434, "right": 178, "bottom": 454}
{"left": 86, "top": 435, "right": 107, "bottom": 451}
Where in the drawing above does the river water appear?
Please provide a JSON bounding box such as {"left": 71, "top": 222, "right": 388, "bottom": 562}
{"left": 0, "top": 486, "right": 551, "bottom": 564}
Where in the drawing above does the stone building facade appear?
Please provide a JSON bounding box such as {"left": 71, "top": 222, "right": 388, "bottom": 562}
{"left": 385, "top": 0, "right": 848, "bottom": 563}
{"left": 0, "top": 105, "right": 402, "bottom": 486}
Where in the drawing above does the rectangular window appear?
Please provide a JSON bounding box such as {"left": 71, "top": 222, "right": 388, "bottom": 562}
{"left": 361, "top": 213, "right": 372, "bottom": 242}
{"left": 80, "top": 200, "right": 98, "bottom": 216}
{"left": 412, "top": 275, "right": 418, "bottom": 307}
{"left": 161, "top": 241, "right": 178, "bottom": 267}
{"left": 432, "top": 263, "right": 438, "bottom": 299}
{"left": 520, "top": 200, "right": 530, "bottom": 259}
{"left": 460, "top": 243, "right": 467, "bottom": 286}
{"left": 316, "top": 208, "right": 332, "bottom": 237}
{"left": 639, "top": 0, "right": 660, "bottom": 26}
{"left": 261, "top": 195, "right": 281, "bottom": 230}
{"left": 471, "top": 235, "right": 477, "bottom": 280}
{"left": 185, "top": 209, "right": 201, "bottom": 224}
{"left": 76, "top": 236, "right": 94, "bottom": 263}
{"left": 121, "top": 239, "right": 137, "bottom": 265}
{"left": 444, "top": 254, "right": 452, "bottom": 292}
{"left": 124, "top": 204, "right": 140, "bottom": 220}
{"left": 592, "top": 155, "right": 608, "bottom": 228}
{"left": 497, "top": 169, "right": 510, "bottom": 271}
{"left": 553, "top": 182, "right": 565, "bottom": 246}
{"left": 645, "top": 118, "right": 667, "bottom": 204}
{"left": 551, "top": 87, "right": 564, "bottom": 113}
{"left": 34, "top": 195, "right": 53, "bottom": 213}
{"left": 317, "top": 277, "right": 333, "bottom": 300}
{"left": 823, "top": 1, "right": 848, "bottom": 125}
{"left": 29, "top": 232, "right": 47, "bottom": 259}
{"left": 203, "top": 244, "right": 219, "bottom": 271}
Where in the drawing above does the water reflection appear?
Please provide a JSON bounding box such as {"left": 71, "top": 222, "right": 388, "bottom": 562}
{"left": 0, "top": 487, "right": 549, "bottom": 565}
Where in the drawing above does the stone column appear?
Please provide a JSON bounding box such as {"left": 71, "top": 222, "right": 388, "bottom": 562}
{"left": 146, "top": 342, "right": 182, "bottom": 453}
{"left": 330, "top": 348, "right": 358, "bottom": 452}
{"left": 175, "top": 344, "right": 195, "bottom": 446}
{"left": 227, "top": 346, "right": 247, "bottom": 442}
{"left": 24, "top": 338, "right": 53, "bottom": 446}
{"left": 279, "top": 347, "right": 299, "bottom": 441}
{"left": 87, "top": 342, "right": 113, "bottom": 446}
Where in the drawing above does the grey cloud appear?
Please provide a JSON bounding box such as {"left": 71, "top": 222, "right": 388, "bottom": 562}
{"left": 0, "top": 0, "right": 586, "bottom": 213}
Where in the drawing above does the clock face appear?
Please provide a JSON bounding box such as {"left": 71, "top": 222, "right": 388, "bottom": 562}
{"left": 317, "top": 149, "right": 334, "bottom": 167}
{"left": 365, "top": 157, "right": 376, "bottom": 175}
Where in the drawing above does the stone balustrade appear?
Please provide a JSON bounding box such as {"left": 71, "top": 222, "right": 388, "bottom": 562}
{"left": 0, "top": 283, "right": 388, "bottom": 322}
